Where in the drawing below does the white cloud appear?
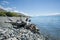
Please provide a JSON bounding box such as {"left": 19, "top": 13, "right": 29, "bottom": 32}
{"left": 0, "top": 5, "right": 16, "bottom": 11}
{"left": 40, "top": 13, "right": 60, "bottom": 16}
{"left": 2, "top": 1, "right": 9, "bottom": 4}
{"left": 0, "top": 5, "right": 29, "bottom": 16}
{"left": 0, "top": 5, "right": 12, "bottom": 11}
{"left": 5, "top": 7, "right": 13, "bottom": 11}
{"left": 1, "top": 1, "right": 9, "bottom": 5}
{"left": 0, "top": 5, "right": 60, "bottom": 17}
{"left": 30, "top": 13, "right": 60, "bottom": 17}
{"left": 13, "top": 10, "right": 19, "bottom": 12}
{"left": 19, "top": 12, "right": 30, "bottom": 16}
{"left": 0, "top": 5, "right": 6, "bottom": 10}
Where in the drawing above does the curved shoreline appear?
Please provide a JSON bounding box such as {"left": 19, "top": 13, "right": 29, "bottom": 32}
{"left": 0, "top": 17, "right": 46, "bottom": 40}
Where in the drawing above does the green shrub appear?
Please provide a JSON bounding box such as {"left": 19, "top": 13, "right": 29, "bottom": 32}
{"left": 0, "top": 12, "right": 6, "bottom": 16}
{"left": 0, "top": 11, "right": 27, "bottom": 17}
{"left": 6, "top": 12, "right": 19, "bottom": 17}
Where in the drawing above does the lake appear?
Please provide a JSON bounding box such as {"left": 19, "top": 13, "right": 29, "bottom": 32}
{"left": 31, "top": 16, "right": 60, "bottom": 40}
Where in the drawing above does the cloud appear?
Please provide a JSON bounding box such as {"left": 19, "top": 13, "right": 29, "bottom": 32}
{"left": 30, "top": 13, "right": 60, "bottom": 17}
{"left": 0, "top": 5, "right": 60, "bottom": 17}
{"left": 0, "top": 5, "right": 16, "bottom": 11}
{"left": 5, "top": 7, "right": 13, "bottom": 11}
{"left": 0, "top": 5, "right": 12, "bottom": 11}
{"left": 0, "top": 5, "right": 29, "bottom": 16}
{"left": 1, "top": 1, "right": 9, "bottom": 5}
{"left": 19, "top": 12, "right": 30, "bottom": 16}
{"left": 13, "top": 10, "right": 19, "bottom": 12}
{"left": 3, "top": 1, "right": 9, "bottom": 4}
{"left": 40, "top": 13, "right": 60, "bottom": 16}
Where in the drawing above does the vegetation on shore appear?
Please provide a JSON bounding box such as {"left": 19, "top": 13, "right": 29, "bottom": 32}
{"left": 0, "top": 8, "right": 29, "bottom": 17}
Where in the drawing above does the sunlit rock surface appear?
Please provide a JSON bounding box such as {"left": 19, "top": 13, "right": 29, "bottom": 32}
{"left": 0, "top": 17, "right": 45, "bottom": 40}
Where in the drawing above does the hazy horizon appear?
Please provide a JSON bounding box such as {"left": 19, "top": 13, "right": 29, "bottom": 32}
{"left": 0, "top": 0, "right": 60, "bottom": 16}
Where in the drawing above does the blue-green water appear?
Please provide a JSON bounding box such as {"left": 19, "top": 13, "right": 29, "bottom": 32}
{"left": 31, "top": 16, "right": 60, "bottom": 40}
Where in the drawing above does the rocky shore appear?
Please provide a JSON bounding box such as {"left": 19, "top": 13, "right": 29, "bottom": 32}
{"left": 0, "top": 17, "right": 45, "bottom": 40}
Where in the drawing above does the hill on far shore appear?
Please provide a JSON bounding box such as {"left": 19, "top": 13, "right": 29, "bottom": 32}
{"left": 0, "top": 8, "right": 29, "bottom": 17}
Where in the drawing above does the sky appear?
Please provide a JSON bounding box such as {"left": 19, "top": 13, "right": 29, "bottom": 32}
{"left": 0, "top": 0, "right": 60, "bottom": 16}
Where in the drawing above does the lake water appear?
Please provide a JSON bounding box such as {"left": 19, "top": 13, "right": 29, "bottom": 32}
{"left": 31, "top": 16, "right": 60, "bottom": 40}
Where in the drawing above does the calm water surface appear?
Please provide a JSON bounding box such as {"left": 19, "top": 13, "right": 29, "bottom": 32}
{"left": 31, "top": 16, "right": 60, "bottom": 40}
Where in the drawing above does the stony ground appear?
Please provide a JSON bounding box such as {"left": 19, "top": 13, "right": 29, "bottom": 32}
{"left": 0, "top": 17, "right": 45, "bottom": 40}
{"left": 0, "top": 27, "right": 45, "bottom": 40}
